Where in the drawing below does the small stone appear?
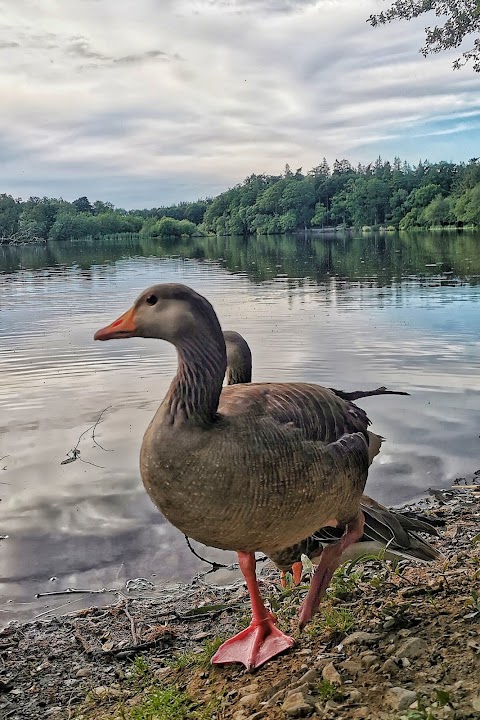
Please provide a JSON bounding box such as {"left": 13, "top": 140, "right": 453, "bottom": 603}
{"left": 352, "top": 708, "right": 369, "bottom": 718}
{"left": 342, "top": 632, "right": 382, "bottom": 647}
{"left": 295, "top": 669, "right": 318, "bottom": 686}
{"left": 92, "top": 686, "right": 121, "bottom": 699}
{"left": 239, "top": 693, "right": 260, "bottom": 708}
{"left": 382, "top": 658, "right": 399, "bottom": 675}
{"left": 239, "top": 683, "right": 259, "bottom": 696}
{"left": 348, "top": 689, "right": 362, "bottom": 702}
{"left": 322, "top": 662, "right": 342, "bottom": 686}
{"left": 396, "top": 637, "right": 426, "bottom": 659}
{"left": 233, "top": 712, "right": 247, "bottom": 720}
{"left": 341, "top": 660, "right": 361, "bottom": 676}
{"left": 282, "top": 691, "right": 315, "bottom": 717}
{"left": 293, "top": 683, "right": 310, "bottom": 695}
{"left": 385, "top": 687, "right": 417, "bottom": 711}
{"left": 154, "top": 667, "right": 173, "bottom": 681}
{"left": 75, "top": 667, "right": 92, "bottom": 678}
{"left": 401, "top": 658, "right": 411, "bottom": 668}
{"left": 361, "top": 653, "right": 379, "bottom": 670}
{"left": 473, "top": 693, "right": 480, "bottom": 712}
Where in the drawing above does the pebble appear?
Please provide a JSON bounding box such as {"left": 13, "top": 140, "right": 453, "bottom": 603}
{"left": 295, "top": 669, "right": 318, "bottom": 686}
{"left": 385, "top": 687, "right": 417, "bottom": 711}
{"left": 348, "top": 689, "right": 362, "bottom": 702}
{"left": 382, "top": 658, "right": 399, "bottom": 675}
{"left": 473, "top": 693, "right": 480, "bottom": 712}
{"left": 233, "top": 712, "right": 247, "bottom": 720}
{"left": 341, "top": 660, "right": 362, "bottom": 676}
{"left": 282, "top": 691, "right": 315, "bottom": 717}
{"left": 92, "top": 686, "right": 121, "bottom": 699}
{"left": 239, "top": 693, "right": 260, "bottom": 708}
{"left": 342, "top": 631, "right": 383, "bottom": 647}
{"left": 352, "top": 707, "right": 369, "bottom": 718}
{"left": 154, "top": 667, "right": 172, "bottom": 681}
{"left": 239, "top": 683, "right": 259, "bottom": 696}
{"left": 322, "top": 662, "right": 342, "bottom": 686}
{"left": 75, "top": 667, "right": 92, "bottom": 678}
{"left": 360, "top": 653, "right": 379, "bottom": 670}
{"left": 396, "top": 637, "right": 427, "bottom": 659}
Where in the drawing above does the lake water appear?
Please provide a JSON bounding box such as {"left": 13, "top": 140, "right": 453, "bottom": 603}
{"left": 1, "top": 230, "right": 480, "bottom": 625}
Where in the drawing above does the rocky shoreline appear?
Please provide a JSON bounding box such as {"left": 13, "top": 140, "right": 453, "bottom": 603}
{"left": 1, "top": 484, "right": 479, "bottom": 720}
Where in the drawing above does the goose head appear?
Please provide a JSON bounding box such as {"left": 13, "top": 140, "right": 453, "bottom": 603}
{"left": 94, "top": 283, "right": 223, "bottom": 346}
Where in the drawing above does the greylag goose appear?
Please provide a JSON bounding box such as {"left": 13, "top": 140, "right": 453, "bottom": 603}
{"left": 94, "top": 284, "right": 389, "bottom": 669}
{"left": 220, "top": 330, "right": 441, "bottom": 586}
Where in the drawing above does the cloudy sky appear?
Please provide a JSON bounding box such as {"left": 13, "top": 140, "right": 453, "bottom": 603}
{"left": 1, "top": 0, "right": 479, "bottom": 207}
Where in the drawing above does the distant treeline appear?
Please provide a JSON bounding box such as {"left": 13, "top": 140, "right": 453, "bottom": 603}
{"left": 2, "top": 157, "right": 480, "bottom": 242}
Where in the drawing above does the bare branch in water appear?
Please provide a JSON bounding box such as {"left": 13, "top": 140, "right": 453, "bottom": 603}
{"left": 61, "top": 407, "right": 112, "bottom": 467}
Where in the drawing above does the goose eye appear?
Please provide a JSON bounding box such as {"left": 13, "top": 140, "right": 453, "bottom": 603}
{"left": 146, "top": 294, "right": 158, "bottom": 306}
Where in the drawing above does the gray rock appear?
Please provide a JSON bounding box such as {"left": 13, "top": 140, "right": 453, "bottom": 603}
{"left": 361, "top": 653, "right": 379, "bottom": 670}
{"left": 295, "top": 669, "right": 318, "bottom": 686}
{"left": 396, "top": 637, "right": 427, "bottom": 659}
{"left": 322, "top": 662, "right": 342, "bottom": 686}
{"left": 473, "top": 693, "right": 480, "bottom": 712}
{"left": 239, "top": 683, "right": 259, "bottom": 696}
{"left": 342, "top": 631, "right": 383, "bottom": 647}
{"left": 282, "top": 691, "right": 315, "bottom": 717}
{"left": 382, "top": 658, "right": 399, "bottom": 675}
{"left": 385, "top": 687, "right": 417, "bottom": 711}
{"left": 75, "top": 667, "right": 92, "bottom": 678}
{"left": 348, "top": 689, "right": 362, "bottom": 703}
{"left": 341, "top": 660, "right": 362, "bottom": 675}
{"left": 239, "top": 693, "right": 260, "bottom": 708}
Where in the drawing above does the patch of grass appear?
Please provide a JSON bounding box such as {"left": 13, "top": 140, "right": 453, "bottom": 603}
{"left": 129, "top": 655, "right": 152, "bottom": 683}
{"left": 305, "top": 606, "right": 355, "bottom": 637}
{"left": 316, "top": 680, "right": 345, "bottom": 702}
{"left": 328, "top": 566, "right": 363, "bottom": 600}
{"left": 170, "top": 636, "right": 226, "bottom": 671}
{"left": 114, "top": 686, "right": 220, "bottom": 720}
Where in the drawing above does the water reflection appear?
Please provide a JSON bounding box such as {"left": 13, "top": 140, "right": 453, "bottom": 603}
{"left": 1, "top": 231, "right": 479, "bottom": 625}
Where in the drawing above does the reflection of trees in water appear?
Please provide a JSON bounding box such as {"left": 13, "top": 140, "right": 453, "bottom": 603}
{"left": 1, "top": 231, "right": 480, "bottom": 287}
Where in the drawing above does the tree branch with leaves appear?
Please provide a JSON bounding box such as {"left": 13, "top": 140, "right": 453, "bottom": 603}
{"left": 368, "top": 1, "right": 480, "bottom": 71}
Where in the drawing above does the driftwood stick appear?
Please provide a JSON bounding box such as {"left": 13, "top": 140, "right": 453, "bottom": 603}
{"left": 35, "top": 587, "right": 118, "bottom": 599}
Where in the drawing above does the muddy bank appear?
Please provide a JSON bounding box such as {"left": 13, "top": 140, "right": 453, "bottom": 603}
{"left": 0, "top": 485, "right": 479, "bottom": 720}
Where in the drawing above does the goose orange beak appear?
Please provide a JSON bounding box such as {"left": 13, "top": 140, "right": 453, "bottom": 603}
{"left": 94, "top": 306, "right": 137, "bottom": 341}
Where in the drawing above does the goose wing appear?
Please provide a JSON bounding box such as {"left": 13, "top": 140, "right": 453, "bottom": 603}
{"left": 218, "top": 382, "right": 371, "bottom": 446}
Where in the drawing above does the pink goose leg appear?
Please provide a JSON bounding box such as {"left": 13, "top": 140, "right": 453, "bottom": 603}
{"left": 299, "top": 510, "right": 365, "bottom": 629}
{"left": 211, "top": 551, "right": 295, "bottom": 670}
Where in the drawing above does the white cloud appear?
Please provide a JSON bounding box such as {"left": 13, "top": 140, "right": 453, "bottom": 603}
{"left": 0, "top": 0, "right": 478, "bottom": 206}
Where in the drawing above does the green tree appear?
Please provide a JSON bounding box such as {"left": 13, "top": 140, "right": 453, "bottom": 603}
{"left": 280, "top": 179, "right": 316, "bottom": 229}
{"left": 454, "top": 183, "right": 480, "bottom": 224}
{"left": 72, "top": 196, "right": 94, "bottom": 214}
{"left": 311, "top": 202, "right": 327, "bottom": 227}
{"left": 344, "top": 177, "right": 390, "bottom": 226}
{"left": 421, "top": 194, "right": 453, "bottom": 226}
{"left": 19, "top": 197, "right": 67, "bottom": 239}
{"left": 0, "top": 194, "right": 21, "bottom": 236}
{"left": 368, "top": 1, "right": 480, "bottom": 71}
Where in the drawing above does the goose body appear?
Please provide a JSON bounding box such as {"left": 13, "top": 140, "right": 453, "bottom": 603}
{"left": 94, "top": 283, "right": 389, "bottom": 668}
{"left": 142, "top": 380, "right": 369, "bottom": 554}
{"left": 219, "top": 330, "right": 440, "bottom": 574}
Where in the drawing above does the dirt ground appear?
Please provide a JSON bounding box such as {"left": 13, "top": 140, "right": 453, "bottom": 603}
{"left": 0, "top": 485, "right": 479, "bottom": 720}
